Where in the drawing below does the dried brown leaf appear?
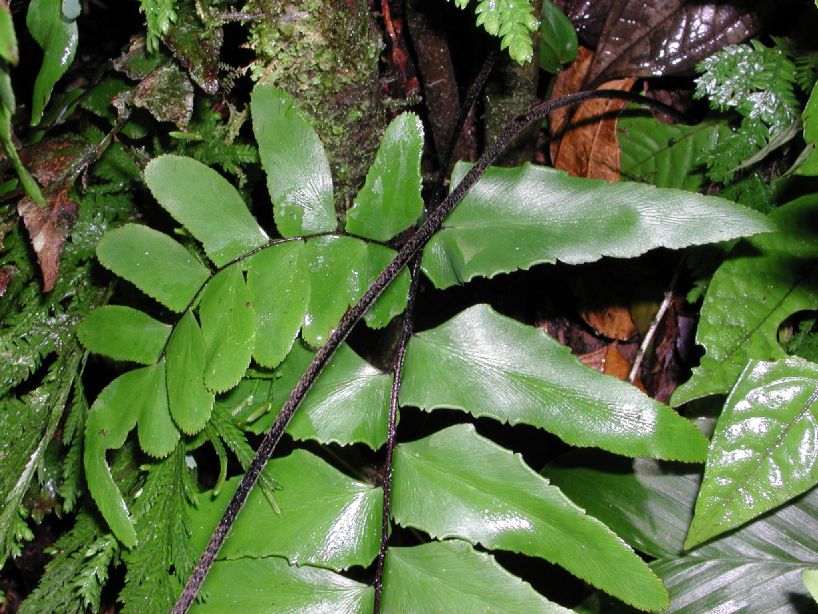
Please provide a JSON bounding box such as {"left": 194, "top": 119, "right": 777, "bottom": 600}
{"left": 580, "top": 304, "right": 637, "bottom": 340}
{"left": 17, "top": 189, "right": 78, "bottom": 292}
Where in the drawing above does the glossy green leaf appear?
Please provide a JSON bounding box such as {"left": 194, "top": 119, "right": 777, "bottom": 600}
{"left": 0, "top": 0, "right": 18, "bottom": 64}
{"left": 246, "top": 241, "right": 309, "bottom": 369}
{"left": 191, "top": 557, "right": 374, "bottom": 614}
{"left": 144, "top": 155, "right": 269, "bottom": 266}
{"left": 166, "top": 310, "right": 214, "bottom": 434}
{"left": 673, "top": 196, "right": 818, "bottom": 405}
{"left": 803, "top": 569, "right": 818, "bottom": 603}
{"left": 78, "top": 306, "right": 170, "bottom": 364}
{"left": 545, "top": 457, "right": 818, "bottom": 613}
{"left": 244, "top": 342, "right": 391, "bottom": 449}
{"left": 382, "top": 540, "right": 571, "bottom": 613}
{"left": 135, "top": 358, "right": 179, "bottom": 458}
{"left": 0, "top": 87, "right": 45, "bottom": 205}
{"left": 618, "top": 112, "right": 731, "bottom": 190}
{"left": 422, "top": 163, "right": 773, "bottom": 289}
{"left": 400, "top": 305, "right": 708, "bottom": 461}
{"left": 189, "top": 450, "right": 382, "bottom": 570}
{"left": 251, "top": 85, "right": 336, "bottom": 236}
{"left": 686, "top": 357, "right": 818, "bottom": 548}
{"left": 345, "top": 113, "right": 423, "bottom": 242}
{"left": 539, "top": 0, "right": 577, "bottom": 73}
{"left": 199, "top": 266, "right": 255, "bottom": 393}
{"left": 544, "top": 453, "right": 694, "bottom": 559}
{"left": 26, "top": 0, "right": 78, "bottom": 125}
{"left": 303, "top": 237, "right": 408, "bottom": 346}
{"left": 97, "top": 224, "right": 210, "bottom": 313}
{"left": 392, "top": 423, "right": 668, "bottom": 611}
{"left": 84, "top": 363, "right": 177, "bottom": 546}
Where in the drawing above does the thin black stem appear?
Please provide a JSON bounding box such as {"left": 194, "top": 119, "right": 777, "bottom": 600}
{"left": 431, "top": 49, "right": 498, "bottom": 206}
{"left": 172, "top": 88, "right": 689, "bottom": 614}
{"left": 372, "top": 257, "right": 421, "bottom": 612}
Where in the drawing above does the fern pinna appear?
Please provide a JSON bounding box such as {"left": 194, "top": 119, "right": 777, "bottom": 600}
{"left": 77, "top": 84, "right": 770, "bottom": 612}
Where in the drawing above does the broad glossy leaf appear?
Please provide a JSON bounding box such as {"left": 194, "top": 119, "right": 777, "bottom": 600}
{"left": 78, "top": 306, "right": 170, "bottom": 364}
{"left": 796, "top": 84, "right": 818, "bottom": 176}
{"left": 539, "top": 0, "right": 578, "bottom": 73}
{"left": 134, "top": 358, "right": 179, "bottom": 458}
{"left": 251, "top": 85, "right": 336, "bottom": 236}
{"left": 84, "top": 364, "right": 173, "bottom": 546}
{"left": 382, "top": 540, "right": 571, "bottom": 613}
{"left": 97, "top": 224, "right": 210, "bottom": 313}
{"left": 244, "top": 342, "right": 391, "bottom": 450}
{"left": 546, "top": 456, "right": 818, "bottom": 613}
{"left": 586, "top": 0, "right": 764, "bottom": 85}
{"left": 400, "top": 305, "right": 708, "bottom": 461}
{"left": 199, "top": 266, "right": 255, "bottom": 392}
{"left": 189, "top": 450, "right": 382, "bottom": 570}
{"left": 303, "top": 237, "right": 408, "bottom": 346}
{"left": 26, "top": 0, "right": 78, "bottom": 124}
{"left": 246, "top": 240, "right": 309, "bottom": 369}
{"left": 392, "top": 423, "right": 668, "bottom": 610}
{"left": 673, "top": 196, "right": 818, "bottom": 405}
{"left": 618, "top": 112, "right": 731, "bottom": 190}
{"left": 166, "top": 310, "right": 214, "bottom": 434}
{"left": 544, "top": 453, "right": 695, "bottom": 558}
{"left": 144, "top": 155, "right": 269, "bottom": 266}
{"left": 422, "top": 163, "right": 772, "bottom": 289}
{"left": 686, "top": 358, "right": 818, "bottom": 548}
{"left": 192, "top": 557, "right": 374, "bottom": 614}
{"left": 345, "top": 113, "right": 423, "bottom": 242}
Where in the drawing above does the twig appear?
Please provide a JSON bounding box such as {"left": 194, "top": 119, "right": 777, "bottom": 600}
{"left": 172, "top": 87, "right": 689, "bottom": 614}
{"left": 628, "top": 264, "right": 682, "bottom": 384}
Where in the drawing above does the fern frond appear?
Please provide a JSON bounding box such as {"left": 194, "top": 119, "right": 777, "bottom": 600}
{"left": 445, "top": 0, "right": 538, "bottom": 64}
{"left": 61, "top": 377, "right": 89, "bottom": 513}
{"left": 696, "top": 41, "right": 800, "bottom": 182}
{"left": 119, "top": 446, "right": 196, "bottom": 613}
{"left": 139, "top": 0, "right": 178, "bottom": 53}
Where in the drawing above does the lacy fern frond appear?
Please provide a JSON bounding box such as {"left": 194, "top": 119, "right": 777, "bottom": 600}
{"left": 119, "top": 446, "right": 196, "bottom": 613}
{"left": 695, "top": 41, "right": 800, "bottom": 182}
{"left": 139, "top": 0, "right": 178, "bottom": 53}
{"left": 60, "top": 377, "right": 89, "bottom": 513}
{"left": 447, "top": 0, "right": 538, "bottom": 64}
{"left": 18, "top": 512, "right": 107, "bottom": 614}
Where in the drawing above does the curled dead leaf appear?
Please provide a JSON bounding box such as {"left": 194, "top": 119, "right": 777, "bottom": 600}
{"left": 17, "top": 188, "right": 78, "bottom": 292}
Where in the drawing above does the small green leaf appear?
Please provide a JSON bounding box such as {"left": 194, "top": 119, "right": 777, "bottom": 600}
{"left": 686, "top": 357, "right": 818, "bottom": 548}
{"left": 400, "top": 305, "right": 708, "bottom": 461}
{"left": 134, "top": 358, "right": 179, "bottom": 458}
{"left": 26, "top": 0, "right": 78, "bottom": 124}
{"left": 251, "top": 85, "right": 336, "bottom": 236}
{"left": 543, "top": 454, "right": 818, "bottom": 613}
{"left": 78, "top": 306, "right": 170, "bottom": 364}
{"left": 96, "top": 224, "right": 210, "bottom": 313}
{"left": 188, "top": 450, "right": 382, "bottom": 570}
{"left": 618, "top": 112, "right": 731, "bottom": 190}
{"left": 144, "top": 155, "right": 269, "bottom": 266}
{"left": 245, "top": 342, "right": 391, "bottom": 449}
{"left": 803, "top": 569, "right": 818, "bottom": 603}
{"left": 302, "top": 237, "right": 409, "bottom": 345}
{"left": 539, "top": 0, "right": 577, "bottom": 73}
{"left": 383, "top": 540, "right": 572, "bottom": 613}
{"left": 673, "top": 195, "right": 818, "bottom": 405}
{"left": 191, "top": 558, "right": 374, "bottom": 613}
{"left": 0, "top": 0, "right": 18, "bottom": 64}
{"left": 796, "top": 84, "right": 818, "bottom": 176}
{"left": 84, "top": 364, "right": 171, "bottom": 546}
{"left": 422, "top": 163, "right": 773, "bottom": 289}
{"left": 246, "top": 241, "right": 309, "bottom": 369}
{"left": 345, "top": 113, "right": 424, "bottom": 242}
{"left": 199, "top": 266, "right": 255, "bottom": 393}
{"left": 392, "top": 424, "right": 668, "bottom": 611}
{"left": 166, "top": 310, "right": 214, "bottom": 434}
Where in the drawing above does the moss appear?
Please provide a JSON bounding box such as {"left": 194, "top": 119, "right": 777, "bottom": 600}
{"left": 246, "top": 0, "right": 387, "bottom": 211}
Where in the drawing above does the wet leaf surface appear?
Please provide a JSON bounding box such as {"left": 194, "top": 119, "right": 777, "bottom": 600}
{"left": 163, "top": 0, "right": 222, "bottom": 95}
